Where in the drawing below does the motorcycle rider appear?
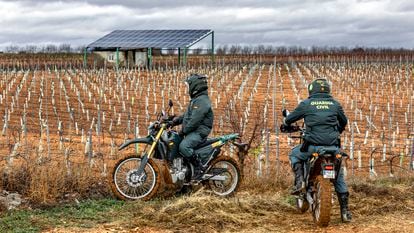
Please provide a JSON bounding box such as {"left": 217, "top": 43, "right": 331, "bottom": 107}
{"left": 171, "top": 74, "right": 214, "bottom": 180}
{"left": 281, "top": 78, "right": 352, "bottom": 222}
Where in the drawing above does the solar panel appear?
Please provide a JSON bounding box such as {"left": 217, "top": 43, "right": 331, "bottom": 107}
{"left": 88, "top": 29, "right": 212, "bottom": 49}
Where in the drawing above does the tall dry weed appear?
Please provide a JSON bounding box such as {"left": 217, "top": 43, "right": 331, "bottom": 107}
{"left": 0, "top": 156, "right": 110, "bottom": 207}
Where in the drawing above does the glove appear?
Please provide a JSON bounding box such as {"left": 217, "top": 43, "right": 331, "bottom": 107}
{"left": 280, "top": 124, "right": 290, "bottom": 133}
{"left": 282, "top": 109, "right": 288, "bottom": 117}
{"left": 172, "top": 116, "right": 182, "bottom": 126}
{"left": 164, "top": 116, "right": 179, "bottom": 127}
{"left": 280, "top": 124, "right": 300, "bottom": 133}
{"left": 166, "top": 121, "right": 174, "bottom": 128}
{"left": 167, "top": 115, "right": 176, "bottom": 121}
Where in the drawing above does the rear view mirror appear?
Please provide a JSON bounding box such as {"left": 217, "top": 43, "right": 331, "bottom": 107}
{"left": 282, "top": 109, "right": 289, "bottom": 117}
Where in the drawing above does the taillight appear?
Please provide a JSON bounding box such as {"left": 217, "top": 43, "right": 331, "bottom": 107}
{"left": 325, "top": 165, "right": 334, "bottom": 170}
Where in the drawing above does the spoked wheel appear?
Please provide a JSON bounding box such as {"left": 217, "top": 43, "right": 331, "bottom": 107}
{"left": 110, "top": 143, "right": 161, "bottom": 201}
{"left": 296, "top": 196, "right": 310, "bottom": 213}
{"left": 312, "top": 175, "right": 332, "bottom": 227}
{"left": 207, "top": 156, "right": 241, "bottom": 197}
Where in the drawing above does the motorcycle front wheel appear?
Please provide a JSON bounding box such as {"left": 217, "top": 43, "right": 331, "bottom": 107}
{"left": 110, "top": 153, "right": 161, "bottom": 201}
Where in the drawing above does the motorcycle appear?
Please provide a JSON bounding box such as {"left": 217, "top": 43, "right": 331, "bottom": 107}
{"left": 110, "top": 100, "right": 243, "bottom": 201}
{"left": 281, "top": 110, "right": 346, "bottom": 227}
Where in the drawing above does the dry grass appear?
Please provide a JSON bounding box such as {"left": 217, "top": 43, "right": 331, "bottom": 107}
{"left": 114, "top": 176, "right": 413, "bottom": 232}
{"left": 1, "top": 158, "right": 413, "bottom": 232}
{"left": 98, "top": 182, "right": 414, "bottom": 233}
{"left": 1, "top": 152, "right": 413, "bottom": 209}
{"left": 240, "top": 162, "right": 293, "bottom": 194}
{"left": 117, "top": 190, "right": 296, "bottom": 232}
{"left": 349, "top": 176, "right": 414, "bottom": 217}
{"left": 0, "top": 159, "right": 110, "bottom": 207}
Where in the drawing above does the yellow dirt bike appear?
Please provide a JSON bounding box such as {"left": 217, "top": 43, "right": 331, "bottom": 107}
{"left": 110, "top": 100, "right": 242, "bottom": 200}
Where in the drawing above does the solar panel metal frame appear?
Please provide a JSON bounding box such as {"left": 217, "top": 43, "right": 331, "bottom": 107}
{"left": 87, "top": 29, "right": 212, "bottom": 50}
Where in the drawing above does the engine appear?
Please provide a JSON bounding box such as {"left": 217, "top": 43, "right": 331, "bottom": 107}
{"left": 170, "top": 157, "right": 188, "bottom": 183}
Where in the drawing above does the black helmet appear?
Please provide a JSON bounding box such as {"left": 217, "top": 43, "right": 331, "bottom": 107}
{"left": 185, "top": 74, "right": 208, "bottom": 98}
{"left": 308, "top": 78, "right": 331, "bottom": 96}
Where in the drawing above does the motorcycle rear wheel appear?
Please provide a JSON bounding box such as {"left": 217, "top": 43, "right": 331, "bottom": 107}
{"left": 312, "top": 175, "right": 332, "bottom": 227}
{"left": 206, "top": 156, "right": 241, "bottom": 197}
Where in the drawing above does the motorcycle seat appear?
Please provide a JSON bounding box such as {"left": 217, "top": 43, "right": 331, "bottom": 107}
{"left": 195, "top": 138, "right": 220, "bottom": 149}
{"left": 316, "top": 146, "right": 339, "bottom": 155}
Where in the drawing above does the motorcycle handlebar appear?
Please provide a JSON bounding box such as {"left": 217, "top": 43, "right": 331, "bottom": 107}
{"left": 280, "top": 124, "right": 302, "bottom": 133}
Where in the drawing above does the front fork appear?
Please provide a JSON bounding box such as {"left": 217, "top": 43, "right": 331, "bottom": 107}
{"left": 136, "top": 124, "right": 166, "bottom": 175}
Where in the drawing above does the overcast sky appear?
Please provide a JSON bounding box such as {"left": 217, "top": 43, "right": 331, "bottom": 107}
{"left": 1, "top": 0, "right": 413, "bottom": 50}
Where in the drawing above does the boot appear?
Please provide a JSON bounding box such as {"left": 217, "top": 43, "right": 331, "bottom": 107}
{"left": 192, "top": 168, "right": 203, "bottom": 181}
{"left": 337, "top": 192, "right": 352, "bottom": 222}
{"left": 291, "top": 162, "right": 304, "bottom": 195}
{"left": 191, "top": 157, "right": 206, "bottom": 181}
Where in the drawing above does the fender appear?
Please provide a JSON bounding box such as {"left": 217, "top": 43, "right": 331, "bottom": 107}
{"left": 118, "top": 136, "right": 153, "bottom": 151}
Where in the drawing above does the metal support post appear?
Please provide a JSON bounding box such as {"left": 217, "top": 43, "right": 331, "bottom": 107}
{"left": 116, "top": 47, "right": 119, "bottom": 71}
{"left": 147, "top": 47, "right": 152, "bottom": 69}
{"left": 83, "top": 48, "right": 87, "bottom": 68}
{"left": 183, "top": 47, "right": 187, "bottom": 67}
{"left": 178, "top": 48, "right": 181, "bottom": 66}
{"left": 211, "top": 31, "right": 215, "bottom": 65}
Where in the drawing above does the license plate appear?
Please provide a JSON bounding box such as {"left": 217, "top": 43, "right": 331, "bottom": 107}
{"left": 323, "top": 170, "right": 335, "bottom": 179}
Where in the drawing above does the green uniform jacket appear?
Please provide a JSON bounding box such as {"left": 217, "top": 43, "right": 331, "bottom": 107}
{"left": 176, "top": 90, "right": 214, "bottom": 137}
{"left": 285, "top": 93, "right": 348, "bottom": 146}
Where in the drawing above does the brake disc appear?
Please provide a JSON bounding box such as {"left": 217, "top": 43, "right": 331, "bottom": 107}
{"left": 126, "top": 170, "right": 147, "bottom": 188}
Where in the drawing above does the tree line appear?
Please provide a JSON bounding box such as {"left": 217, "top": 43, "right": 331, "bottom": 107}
{"left": 212, "top": 45, "right": 414, "bottom": 56}
{"left": 2, "top": 44, "right": 86, "bottom": 54}
{"left": 2, "top": 43, "right": 413, "bottom": 56}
